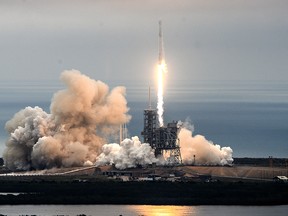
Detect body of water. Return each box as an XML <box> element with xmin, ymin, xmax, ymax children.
<box><xmin>0</xmin><ymin>204</ymin><xmax>287</xmax><ymax>216</ymax></box>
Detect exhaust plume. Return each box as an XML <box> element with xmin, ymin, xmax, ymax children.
<box><xmin>3</xmin><ymin>70</ymin><xmax>233</xmax><ymax>171</ymax></box>
<box><xmin>157</xmin><ymin>62</ymin><xmax>166</xmax><ymax>127</ymax></box>
<box><xmin>157</xmin><ymin>20</ymin><xmax>167</xmax><ymax>127</ymax></box>
<box><xmin>179</xmin><ymin>121</ymin><xmax>233</xmax><ymax>166</ymax></box>
<box><xmin>96</xmin><ymin>136</ymin><xmax>158</xmax><ymax>170</ymax></box>
<box><xmin>3</xmin><ymin>70</ymin><xmax>131</xmax><ymax>171</ymax></box>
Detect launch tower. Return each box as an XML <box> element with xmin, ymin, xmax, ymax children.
<box><xmin>142</xmin><ymin>108</ymin><xmax>157</xmax><ymax>148</ymax></box>
<box><xmin>141</xmin><ymin>87</ymin><xmax>182</xmax><ymax>164</ymax></box>
<box><xmin>141</xmin><ymin>107</ymin><xmax>182</xmax><ymax>164</ymax></box>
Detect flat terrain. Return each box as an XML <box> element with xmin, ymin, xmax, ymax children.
<box><xmin>1</xmin><ymin>164</ymin><xmax>288</xmax><ymax>181</ymax></box>
<box><xmin>179</xmin><ymin>165</ymin><xmax>288</xmax><ymax>181</ymax></box>
<box><xmin>0</xmin><ymin>165</ymin><xmax>287</xmax><ymax>205</ymax></box>
<box><xmin>0</xmin><ymin>179</ymin><xmax>287</xmax><ymax>205</ymax></box>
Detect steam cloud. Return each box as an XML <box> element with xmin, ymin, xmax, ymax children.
<box><xmin>179</xmin><ymin>121</ymin><xmax>233</xmax><ymax>166</ymax></box>
<box><xmin>96</xmin><ymin>121</ymin><xmax>233</xmax><ymax>169</ymax></box>
<box><xmin>3</xmin><ymin>70</ymin><xmax>131</xmax><ymax>171</ymax></box>
<box><xmin>96</xmin><ymin>136</ymin><xmax>157</xmax><ymax>170</ymax></box>
<box><xmin>3</xmin><ymin>70</ymin><xmax>233</xmax><ymax>171</ymax></box>
<box><xmin>94</xmin><ymin>121</ymin><xmax>233</xmax><ymax>169</ymax></box>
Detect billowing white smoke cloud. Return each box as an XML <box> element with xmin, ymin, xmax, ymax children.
<box><xmin>96</xmin><ymin>121</ymin><xmax>233</xmax><ymax>169</ymax></box>
<box><xmin>3</xmin><ymin>70</ymin><xmax>233</xmax><ymax>171</ymax></box>
<box><xmin>96</xmin><ymin>136</ymin><xmax>158</xmax><ymax>170</ymax></box>
<box><xmin>179</xmin><ymin>121</ymin><xmax>233</xmax><ymax>166</ymax></box>
<box><xmin>3</xmin><ymin>70</ymin><xmax>131</xmax><ymax>171</ymax></box>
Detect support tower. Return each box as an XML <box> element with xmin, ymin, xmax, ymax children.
<box><xmin>141</xmin><ymin>103</ymin><xmax>182</xmax><ymax>165</ymax></box>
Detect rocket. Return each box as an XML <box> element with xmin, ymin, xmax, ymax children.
<box><xmin>158</xmin><ymin>20</ymin><xmax>164</xmax><ymax>64</ymax></box>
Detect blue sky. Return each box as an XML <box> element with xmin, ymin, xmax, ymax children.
<box><xmin>0</xmin><ymin>0</ymin><xmax>287</xmax><ymax>84</ymax></box>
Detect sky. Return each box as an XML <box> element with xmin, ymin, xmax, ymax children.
<box><xmin>1</xmin><ymin>0</ymin><xmax>288</xmax><ymax>158</ymax></box>
<box><xmin>0</xmin><ymin>0</ymin><xmax>288</xmax><ymax>84</ymax></box>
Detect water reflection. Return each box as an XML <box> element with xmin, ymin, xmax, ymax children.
<box><xmin>0</xmin><ymin>205</ymin><xmax>287</xmax><ymax>216</ymax></box>
<box><xmin>128</xmin><ymin>205</ymin><xmax>197</xmax><ymax>216</ymax></box>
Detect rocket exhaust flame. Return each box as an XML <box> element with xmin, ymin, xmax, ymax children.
<box><xmin>157</xmin><ymin>61</ymin><xmax>166</xmax><ymax>127</ymax></box>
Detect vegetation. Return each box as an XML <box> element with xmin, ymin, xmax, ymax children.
<box><xmin>0</xmin><ymin>179</ymin><xmax>287</xmax><ymax>205</ymax></box>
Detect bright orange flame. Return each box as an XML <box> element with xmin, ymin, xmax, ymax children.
<box><xmin>157</xmin><ymin>60</ymin><xmax>167</xmax><ymax>127</ymax></box>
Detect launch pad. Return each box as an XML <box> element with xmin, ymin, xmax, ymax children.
<box><xmin>141</xmin><ymin>107</ymin><xmax>182</xmax><ymax>164</ymax></box>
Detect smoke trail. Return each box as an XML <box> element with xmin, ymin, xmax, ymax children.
<box><xmin>3</xmin><ymin>70</ymin><xmax>131</xmax><ymax>171</ymax></box>
<box><xmin>178</xmin><ymin>121</ymin><xmax>233</xmax><ymax>166</ymax></box>
<box><xmin>96</xmin><ymin>136</ymin><xmax>158</xmax><ymax>170</ymax></box>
